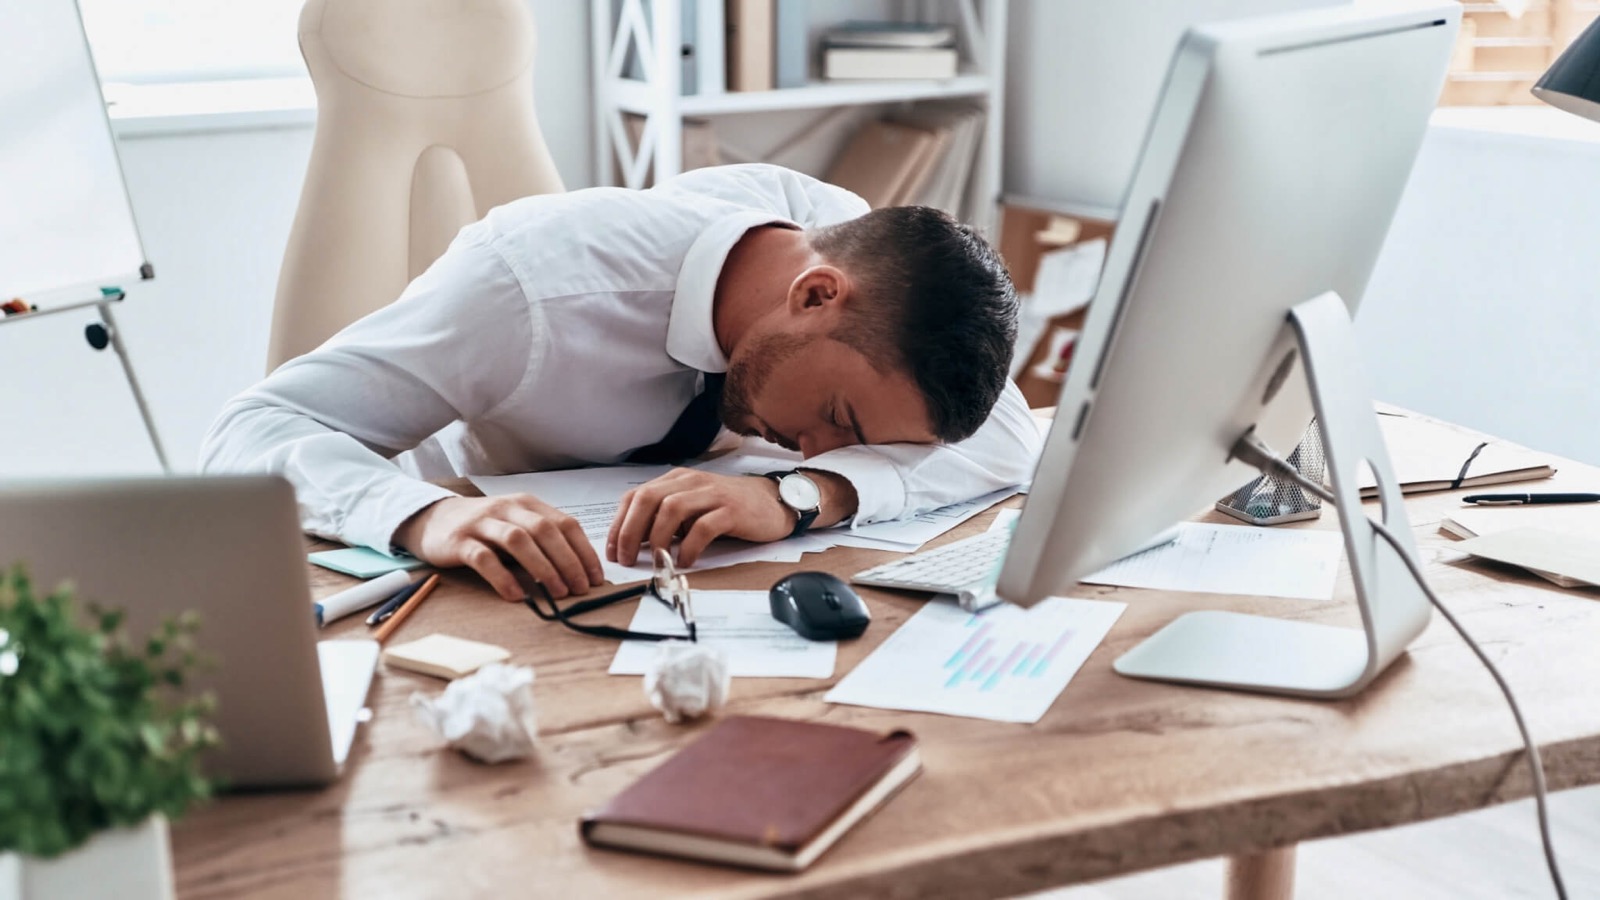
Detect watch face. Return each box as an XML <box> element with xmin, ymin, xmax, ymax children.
<box><xmin>778</xmin><ymin>473</ymin><xmax>821</xmax><ymax>511</ymax></box>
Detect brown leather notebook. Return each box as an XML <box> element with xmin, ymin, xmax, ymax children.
<box><xmin>580</xmin><ymin>715</ymin><xmax>921</xmax><ymax>871</ymax></box>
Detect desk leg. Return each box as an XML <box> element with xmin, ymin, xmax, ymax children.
<box><xmin>1226</xmin><ymin>845</ymin><xmax>1296</xmax><ymax>900</ymax></box>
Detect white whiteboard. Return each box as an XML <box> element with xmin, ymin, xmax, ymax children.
<box><xmin>0</xmin><ymin>0</ymin><xmax>147</xmax><ymax>303</ymax></box>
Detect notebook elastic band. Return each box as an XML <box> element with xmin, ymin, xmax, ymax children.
<box><xmin>1450</xmin><ymin>442</ymin><xmax>1489</xmax><ymax>490</ymax></box>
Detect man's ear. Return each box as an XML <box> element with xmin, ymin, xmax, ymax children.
<box><xmin>787</xmin><ymin>265</ymin><xmax>850</xmax><ymax>317</ymax></box>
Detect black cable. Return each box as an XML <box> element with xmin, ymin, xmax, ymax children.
<box><xmin>1233</xmin><ymin>433</ymin><xmax>1569</xmax><ymax>899</ymax></box>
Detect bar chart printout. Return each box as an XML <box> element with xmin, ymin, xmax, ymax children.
<box><xmin>825</xmin><ymin>597</ymin><xmax>1127</xmax><ymax>723</ymax></box>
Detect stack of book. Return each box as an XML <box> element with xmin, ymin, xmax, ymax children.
<box><xmin>822</xmin><ymin>21</ymin><xmax>960</xmax><ymax>81</ymax></box>
<box><xmin>822</xmin><ymin>101</ymin><xmax>986</xmax><ymax>216</ymax></box>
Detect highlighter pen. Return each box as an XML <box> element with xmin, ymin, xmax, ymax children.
<box><xmin>313</xmin><ymin>570</ymin><xmax>412</xmax><ymax>628</ymax></box>
<box><xmin>366</xmin><ymin>578</ymin><xmax>426</xmax><ymax>626</ymax></box>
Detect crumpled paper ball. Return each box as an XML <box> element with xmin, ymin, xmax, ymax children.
<box><xmin>644</xmin><ymin>640</ymin><xmax>730</xmax><ymax>724</ymax></box>
<box><xmin>411</xmin><ymin>663</ymin><xmax>538</xmax><ymax>763</ymax></box>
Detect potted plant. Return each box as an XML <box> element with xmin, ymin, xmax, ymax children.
<box><xmin>0</xmin><ymin>565</ymin><xmax>217</xmax><ymax>900</ymax></box>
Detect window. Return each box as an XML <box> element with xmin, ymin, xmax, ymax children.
<box><xmin>77</xmin><ymin>0</ymin><xmax>306</xmax><ymax>84</ymax></box>
<box><xmin>1442</xmin><ymin>0</ymin><xmax>1600</xmax><ymax>105</ymax></box>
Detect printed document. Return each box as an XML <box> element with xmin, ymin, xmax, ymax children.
<box><xmin>609</xmin><ymin>591</ymin><xmax>837</xmax><ymax>678</ymax></box>
<box><xmin>825</xmin><ymin>596</ymin><xmax>1125</xmax><ymax>723</ymax></box>
<box><xmin>470</xmin><ymin>466</ymin><xmax>827</xmax><ymax>584</ymax></box>
<box><xmin>1083</xmin><ymin>522</ymin><xmax>1343</xmax><ymax>600</ymax></box>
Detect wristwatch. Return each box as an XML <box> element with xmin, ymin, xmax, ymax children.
<box><xmin>761</xmin><ymin>470</ymin><xmax>822</xmax><ymax>537</ymax></box>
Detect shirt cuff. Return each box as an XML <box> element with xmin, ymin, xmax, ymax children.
<box><xmin>338</xmin><ymin>477</ymin><xmax>460</xmax><ymax>555</ymax></box>
<box><xmin>799</xmin><ymin>447</ymin><xmax>907</xmax><ymax>527</ymax></box>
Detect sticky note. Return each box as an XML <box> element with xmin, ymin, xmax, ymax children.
<box><xmin>383</xmin><ymin>634</ymin><xmax>512</xmax><ymax>680</ymax></box>
<box><xmin>309</xmin><ymin>547</ymin><xmax>427</xmax><ymax>578</ymax></box>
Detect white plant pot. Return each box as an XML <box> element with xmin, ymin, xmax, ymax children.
<box><xmin>0</xmin><ymin>814</ymin><xmax>174</xmax><ymax>900</ymax></box>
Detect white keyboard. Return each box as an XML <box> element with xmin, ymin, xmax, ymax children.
<box><xmin>852</xmin><ymin>524</ymin><xmax>1184</xmax><ymax>611</ymax></box>
<box><xmin>852</xmin><ymin>529</ymin><xmax>1012</xmax><ymax>611</ymax></box>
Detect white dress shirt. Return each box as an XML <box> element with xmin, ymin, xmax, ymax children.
<box><xmin>200</xmin><ymin>164</ymin><xmax>1043</xmax><ymax>552</ymax></box>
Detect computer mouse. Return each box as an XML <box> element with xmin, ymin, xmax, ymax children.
<box><xmin>769</xmin><ymin>571</ymin><xmax>871</xmax><ymax>641</ymax></box>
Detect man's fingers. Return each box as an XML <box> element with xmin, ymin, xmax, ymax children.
<box><xmin>458</xmin><ymin>538</ymin><xmax>524</xmax><ymax>602</ymax></box>
<box><xmin>505</xmin><ymin>509</ymin><xmax>592</xmax><ymax>596</ymax></box>
<box><xmin>648</xmin><ymin>492</ymin><xmax>716</xmax><ymax>560</ymax></box>
<box><xmin>677</xmin><ymin>509</ymin><xmax>733</xmax><ymax>567</ymax></box>
<box><xmin>607</xmin><ymin>489</ymin><xmax>635</xmax><ymax>562</ymax></box>
<box><xmin>480</xmin><ymin>520</ymin><xmax>568</xmax><ymax>599</ymax></box>
<box><xmin>613</xmin><ymin>487</ymin><xmax>666</xmax><ymax>567</ymax></box>
<box><xmin>559</xmin><ymin>516</ymin><xmax>604</xmax><ymax>582</ymax></box>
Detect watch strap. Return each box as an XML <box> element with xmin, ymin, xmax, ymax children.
<box><xmin>762</xmin><ymin>470</ymin><xmax>820</xmax><ymax>538</ymax></box>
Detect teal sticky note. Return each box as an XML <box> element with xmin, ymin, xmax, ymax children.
<box><xmin>308</xmin><ymin>547</ymin><xmax>427</xmax><ymax>578</ymax></box>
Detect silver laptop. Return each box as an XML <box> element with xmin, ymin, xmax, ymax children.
<box><xmin>0</xmin><ymin>476</ymin><xmax>378</xmax><ymax>788</ymax></box>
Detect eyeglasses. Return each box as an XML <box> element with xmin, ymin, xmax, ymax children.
<box><xmin>519</xmin><ymin>548</ymin><xmax>696</xmax><ymax>642</ymax></box>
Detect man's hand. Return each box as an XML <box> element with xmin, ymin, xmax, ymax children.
<box><xmin>608</xmin><ymin>469</ymin><xmax>794</xmax><ymax>568</ymax></box>
<box><xmin>394</xmin><ymin>495</ymin><xmax>602</xmax><ymax>602</ymax></box>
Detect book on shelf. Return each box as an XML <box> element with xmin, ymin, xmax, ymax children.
<box><xmin>775</xmin><ymin>0</ymin><xmax>808</xmax><ymax>88</ymax></box>
<box><xmin>621</xmin><ymin>0</ymin><xmax>724</xmax><ymax>96</ymax></box>
<box><xmin>888</xmin><ymin>101</ymin><xmax>985</xmax><ymax>215</ymax></box>
<box><xmin>823</xmin><ymin>120</ymin><xmax>942</xmax><ymax>209</ymax></box>
<box><xmin>823</xmin><ymin>20</ymin><xmax>957</xmax><ymax>49</ymax></box>
<box><xmin>726</xmin><ymin>0</ymin><xmax>775</xmax><ymax>92</ymax></box>
<box><xmin>824</xmin><ymin>46</ymin><xmax>959</xmax><ymax>80</ymax></box>
<box><xmin>580</xmin><ymin>715</ymin><xmax>922</xmax><ymax>871</ymax></box>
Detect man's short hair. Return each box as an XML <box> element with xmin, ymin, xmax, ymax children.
<box><xmin>810</xmin><ymin>206</ymin><xmax>1018</xmax><ymax>443</ymax></box>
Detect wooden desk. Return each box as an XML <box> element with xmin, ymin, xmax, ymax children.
<box><xmin>173</xmin><ymin>422</ymin><xmax>1600</xmax><ymax>900</ymax></box>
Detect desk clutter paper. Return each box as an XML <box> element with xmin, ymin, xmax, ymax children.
<box><xmin>610</xmin><ymin>591</ymin><xmax>837</xmax><ymax>678</ymax></box>
<box><xmin>473</xmin><ymin>456</ymin><xmax>1022</xmax><ymax>583</ymax></box>
<box><xmin>691</xmin><ymin>451</ymin><xmax>1023</xmax><ymax>552</ymax></box>
<box><xmin>1082</xmin><ymin>522</ymin><xmax>1343</xmax><ymax>601</ymax></box>
<box><xmin>1453</xmin><ymin>527</ymin><xmax>1600</xmax><ymax>589</ymax></box>
<box><xmin>1442</xmin><ymin>502</ymin><xmax>1600</xmax><ymax>588</ymax></box>
<box><xmin>825</xmin><ymin>597</ymin><xmax>1125</xmax><ymax>723</ymax></box>
<box><xmin>471</xmin><ymin>466</ymin><xmax>831</xmax><ymax>584</ymax></box>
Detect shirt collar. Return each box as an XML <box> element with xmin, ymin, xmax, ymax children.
<box><xmin>668</xmin><ymin>210</ymin><xmax>796</xmax><ymax>373</ymax></box>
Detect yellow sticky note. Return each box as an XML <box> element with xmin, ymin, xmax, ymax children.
<box><xmin>383</xmin><ymin>634</ymin><xmax>511</xmax><ymax>680</ymax></box>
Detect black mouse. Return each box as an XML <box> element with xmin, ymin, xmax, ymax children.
<box><xmin>769</xmin><ymin>571</ymin><xmax>871</xmax><ymax>641</ymax></box>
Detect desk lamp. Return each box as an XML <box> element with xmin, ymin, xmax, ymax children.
<box><xmin>1533</xmin><ymin>17</ymin><xmax>1600</xmax><ymax>123</ymax></box>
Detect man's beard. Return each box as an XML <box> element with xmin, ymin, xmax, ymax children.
<box><xmin>720</xmin><ymin>332</ymin><xmax>812</xmax><ymax>447</ymax></box>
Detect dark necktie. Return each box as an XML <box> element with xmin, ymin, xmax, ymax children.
<box><xmin>627</xmin><ymin>373</ymin><xmax>727</xmax><ymax>464</ymax></box>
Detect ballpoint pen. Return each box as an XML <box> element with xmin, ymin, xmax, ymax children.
<box><xmin>1461</xmin><ymin>492</ymin><xmax>1600</xmax><ymax>505</ymax></box>
<box><xmin>366</xmin><ymin>578</ymin><xmax>426</xmax><ymax>626</ymax></box>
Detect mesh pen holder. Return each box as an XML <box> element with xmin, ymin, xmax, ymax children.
<box><xmin>1216</xmin><ymin>421</ymin><xmax>1326</xmax><ymax>526</ymax></box>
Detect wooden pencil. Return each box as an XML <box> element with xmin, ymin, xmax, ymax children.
<box><xmin>374</xmin><ymin>573</ymin><xmax>441</xmax><ymax>644</ymax></box>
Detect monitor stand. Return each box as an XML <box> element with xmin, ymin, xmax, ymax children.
<box><xmin>1112</xmin><ymin>291</ymin><xmax>1431</xmax><ymax>699</ymax></box>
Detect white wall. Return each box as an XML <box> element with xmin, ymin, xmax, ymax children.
<box><xmin>1003</xmin><ymin>0</ymin><xmax>1340</xmax><ymax>210</ymax></box>
<box><xmin>1358</xmin><ymin>124</ymin><xmax>1600</xmax><ymax>465</ymax></box>
<box><xmin>0</xmin><ymin>0</ymin><xmax>593</xmax><ymax>478</ymax></box>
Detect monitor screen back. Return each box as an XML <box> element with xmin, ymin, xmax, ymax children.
<box><xmin>999</xmin><ymin>3</ymin><xmax>1458</xmax><ymax>606</ymax></box>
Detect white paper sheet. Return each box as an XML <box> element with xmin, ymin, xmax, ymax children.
<box><xmin>469</xmin><ymin>466</ymin><xmax>828</xmax><ymax>584</ymax></box>
<box><xmin>825</xmin><ymin>596</ymin><xmax>1125</xmax><ymax>723</ymax></box>
<box><xmin>1082</xmin><ymin>522</ymin><xmax>1343</xmax><ymax>600</ymax></box>
<box><xmin>609</xmin><ymin>591</ymin><xmax>837</xmax><ymax>678</ymax></box>
<box><xmin>830</xmin><ymin>487</ymin><xmax>1022</xmax><ymax>551</ymax></box>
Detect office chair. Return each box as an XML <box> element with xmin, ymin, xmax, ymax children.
<box><xmin>267</xmin><ymin>0</ymin><xmax>565</xmax><ymax>371</ymax></box>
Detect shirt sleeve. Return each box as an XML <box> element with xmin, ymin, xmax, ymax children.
<box><xmin>198</xmin><ymin>229</ymin><xmax>538</xmax><ymax>552</ymax></box>
<box><xmin>799</xmin><ymin>380</ymin><xmax>1044</xmax><ymax>525</ymax></box>
<box><xmin>658</xmin><ymin>163</ymin><xmax>870</xmax><ymax>227</ymax></box>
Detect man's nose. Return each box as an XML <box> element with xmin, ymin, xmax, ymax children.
<box><xmin>798</xmin><ymin>431</ymin><xmax>850</xmax><ymax>458</ymax></box>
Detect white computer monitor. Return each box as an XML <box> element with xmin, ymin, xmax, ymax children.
<box><xmin>995</xmin><ymin>2</ymin><xmax>1460</xmax><ymax>697</ymax></box>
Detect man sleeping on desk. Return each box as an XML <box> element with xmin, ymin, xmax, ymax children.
<box><xmin>200</xmin><ymin>164</ymin><xmax>1042</xmax><ymax>602</ymax></box>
